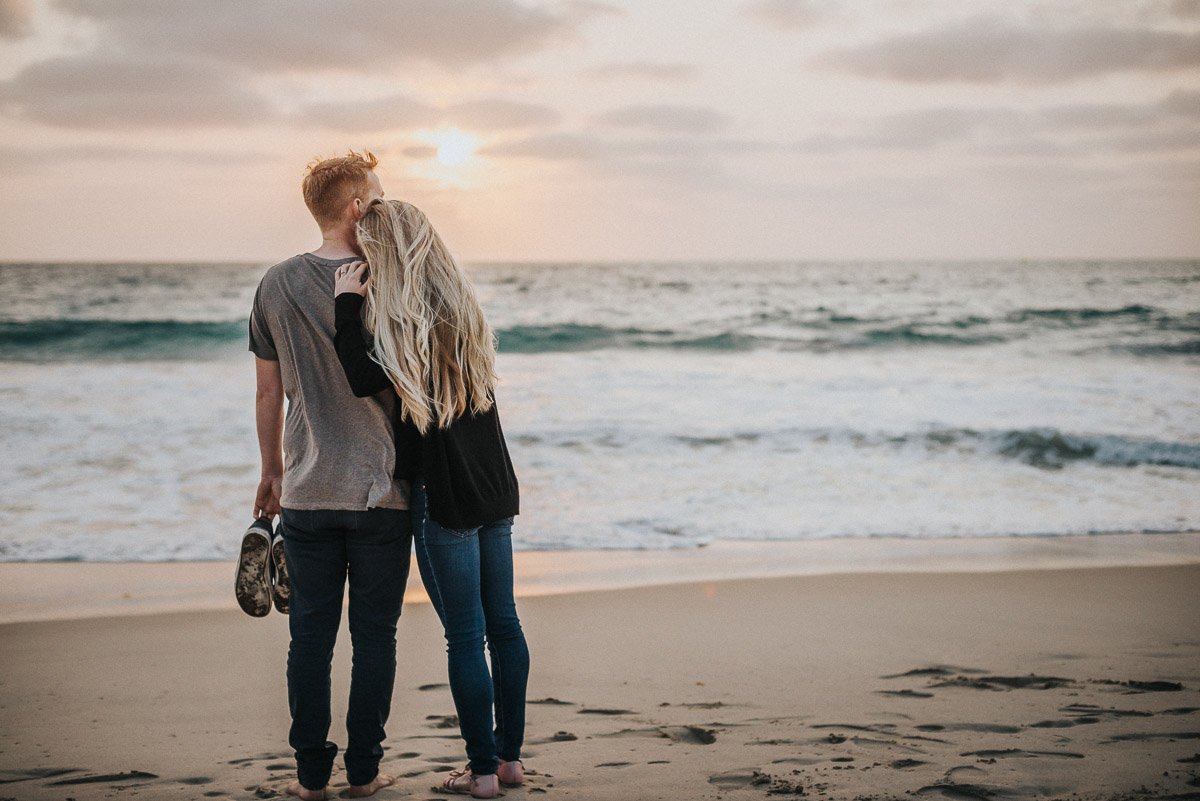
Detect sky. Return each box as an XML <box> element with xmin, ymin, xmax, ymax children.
<box><xmin>0</xmin><ymin>0</ymin><xmax>1197</xmax><ymax>262</ymax></box>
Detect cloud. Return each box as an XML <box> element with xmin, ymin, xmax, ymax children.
<box><xmin>483</xmin><ymin>89</ymin><xmax>1200</xmax><ymax>169</ymax></box>
<box><xmin>0</xmin><ymin>54</ymin><xmax>271</xmax><ymax>128</ymax></box>
<box><xmin>1160</xmin><ymin>87</ymin><xmax>1200</xmax><ymax>117</ymax></box>
<box><xmin>592</xmin><ymin>104</ymin><xmax>730</xmax><ymax>133</ymax></box>
<box><xmin>0</xmin><ymin>143</ymin><xmax>268</xmax><ymax>171</ymax></box>
<box><xmin>793</xmin><ymin>107</ymin><xmax>1026</xmax><ymax>152</ymax></box>
<box><xmin>481</xmin><ymin>133</ymin><xmax>611</xmax><ymax>161</ymax></box>
<box><xmin>820</xmin><ymin>16</ymin><xmax>1200</xmax><ymax>83</ymax></box>
<box><xmin>442</xmin><ymin>99</ymin><xmax>559</xmax><ymax>131</ymax></box>
<box><xmin>583</xmin><ymin>61</ymin><xmax>700</xmax><ymax>82</ymax></box>
<box><xmin>480</xmin><ymin>132</ymin><xmax>719</xmax><ymax>160</ymax></box>
<box><xmin>740</xmin><ymin>0</ymin><xmax>826</xmax><ymax>30</ymax></box>
<box><xmin>298</xmin><ymin>94</ymin><xmax>439</xmax><ymax>133</ymax></box>
<box><xmin>402</xmin><ymin>144</ymin><xmax>439</xmax><ymax>159</ymax></box>
<box><xmin>298</xmin><ymin>95</ymin><xmax>557</xmax><ymax>132</ymax></box>
<box><xmin>560</xmin><ymin>0</ymin><xmax>625</xmax><ymax>20</ymax></box>
<box><xmin>1170</xmin><ymin>0</ymin><xmax>1200</xmax><ymax>18</ymax></box>
<box><xmin>0</xmin><ymin>0</ymin><xmax>31</xmax><ymax>39</ymax></box>
<box><xmin>793</xmin><ymin>90</ymin><xmax>1200</xmax><ymax>154</ymax></box>
<box><xmin>2</xmin><ymin>0</ymin><xmax>588</xmax><ymax>129</ymax></box>
<box><xmin>55</xmin><ymin>0</ymin><xmax>584</xmax><ymax>71</ymax></box>
<box><xmin>477</xmin><ymin>131</ymin><xmax>741</xmax><ymax>192</ymax></box>
<box><xmin>1100</xmin><ymin>127</ymin><xmax>1200</xmax><ymax>152</ymax></box>
<box><xmin>1036</xmin><ymin>90</ymin><xmax>1200</xmax><ymax>130</ymax></box>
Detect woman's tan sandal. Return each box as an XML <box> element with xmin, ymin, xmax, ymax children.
<box><xmin>442</xmin><ymin>766</ymin><xmax>499</xmax><ymax>798</ymax></box>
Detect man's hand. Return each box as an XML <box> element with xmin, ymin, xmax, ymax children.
<box><xmin>254</xmin><ymin>474</ymin><xmax>282</xmax><ymax>520</ymax></box>
<box><xmin>334</xmin><ymin>260</ymin><xmax>369</xmax><ymax>297</ymax></box>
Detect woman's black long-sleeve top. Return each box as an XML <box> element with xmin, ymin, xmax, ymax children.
<box><xmin>333</xmin><ymin>293</ymin><xmax>519</xmax><ymax>530</ymax></box>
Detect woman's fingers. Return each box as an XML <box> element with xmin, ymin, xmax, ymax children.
<box><xmin>333</xmin><ymin>260</ymin><xmax>370</xmax><ymax>297</ymax></box>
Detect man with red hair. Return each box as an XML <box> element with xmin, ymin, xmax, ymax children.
<box><xmin>248</xmin><ymin>151</ymin><xmax>406</xmax><ymax>800</ymax></box>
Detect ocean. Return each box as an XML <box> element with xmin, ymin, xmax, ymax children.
<box><xmin>1</xmin><ymin>259</ymin><xmax>1197</xmax><ymax>561</ymax></box>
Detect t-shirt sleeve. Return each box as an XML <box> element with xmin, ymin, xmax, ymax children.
<box><xmin>248</xmin><ymin>282</ymin><xmax>278</xmax><ymax>361</ymax></box>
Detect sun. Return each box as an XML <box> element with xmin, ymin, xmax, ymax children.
<box><xmin>433</xmin><ymin>129</ymin><xmax>477</xmax><ymax>166</ymax></box>
<box><xmin>408</xmin><ymin>128</ymin><xmax>485</xmax><ymax>187</ymax></box>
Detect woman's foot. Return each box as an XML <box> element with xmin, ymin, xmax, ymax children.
<box><xmin>343</xmin><ymin>773</ymin><xmax>395</xmax><ymax>798</ymax></box>
<box><xmin>286</xmin><ymin>780</ymin><xmax>326</xmax><ymax>801</ymax></box>
<box><xmin>497</xmin><ymin>760</ymin><xmax>524</xmax><ymax>787</ymax></box>
<box><xmin>443</xmin><ymin>767</ymin><xmax>500</xmax><ymax>798</ymax></box>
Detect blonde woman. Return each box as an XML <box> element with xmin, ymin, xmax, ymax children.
<box><xmin>331</xmin><ymin>199</ymin><xmax>528</xmax><ymax>799</ymax></box>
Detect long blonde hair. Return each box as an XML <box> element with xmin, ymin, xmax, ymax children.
<box><xmin>357</xmin><ymin>199</ymin><xmax>497</xmax><ymax>432</ymax></box>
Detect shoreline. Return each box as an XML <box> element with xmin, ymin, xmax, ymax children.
<box><xmin>1</xmin><ymin>531</ymin><xmax>1197</xmax><ymax>625</ymax></box>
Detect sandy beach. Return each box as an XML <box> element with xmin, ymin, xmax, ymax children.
<box><xmin>2</xmin><ymin>536</ymin><xmax>1199</xmax><ymax>801</ymax></box>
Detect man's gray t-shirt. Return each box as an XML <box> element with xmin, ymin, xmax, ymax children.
<box><xmin>249</xmin><ymin>253</ymin><xmax>408</xmax><ymax>511</ymax></box>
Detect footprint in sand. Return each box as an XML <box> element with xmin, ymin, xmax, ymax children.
<box><xmin>916</xmin><ymin>723</ymin><xmax>1022</xmax><ymax>734</ymax></box>
<box><xmin>811</xmin><ymin>723</ymin><xmax>898</xmax><ymax>734</ymax></box>
<box><xmin>0</xmin><ymin>767</ymin><xmax>80</xmax><ymax>783</ymax></box>
<box><xmin>527</xmin><ymin>730</ymin><xmax>578</xmax><ymax>744</ymax></box>
<box><xmin>529</xmin><ymin>697</ymin><xmax>575</xmax><ymax>705</ymax></box>
<box><xmin>915</xmin><ymin>782</ymin><xmax>1003</xmax><ymax>800</ymax></box>
<box><xmin>47</xmin><ymin>771</ymin><xmax>159</xmax><ymax>786</ymax></box>
<box><xmin>1091</xmin><ymin>679</ymin><xmax>1186</xmax><ymax>693</ymax></box>
<box><xmin>599</xmin><ymin>726</ymin><xmax>717</xmax><ymax>745</ymax></box>
<box><xmin>929</xmin><ymin>674</ymin><xmax>1075</xmax><ymax>691</ymax></box>
<box><xmin>713</xmin><ymin>772</ymin><xmax>804</xmax><ymax>795</ymax></box>
<box><xmin>812</xmin><ymin>731</ymin><xmax>931</xmax><ymax>754</ymax></box>
<box><xmin>227</xmin><ymin>752</ymin><xmax>292</xmax><ymax>765</ymax></box>
<box><xmin>578</xmin><ymin>707</ymin><xmax>636</xmax><ymax>715</ymax></box>
<box><xmin>418</xmin><ymin>682</ymin><xmax>449</xmax><ymax>691</ymax></box>
<box><xmin>659</xmin><ymin>726</ymin><xmax>717</xmax><ymax>744</ymax></box>
<box><xmin>707</xmin><ymin>768</ymin><xmax>770</xmax><ymax>788</ymax></box>
<box><xmin>1101</xmin><ymin>731</ymin><xmax>1200</xmax><ymax>743</ymax></box>
<box><xmin>961</xmin><ymin>748</ymin><xmax>1084</xmax><ymax>759</ymax></box>
<box><xmin>881</xmin><ymin>666</ymin><xmax>988</xmax><ymax>679</ymax></box>
<box><xmin>1031</xmin><ymin>703</ymin><xmax>1162</xmax><ymax>728</ymax></box>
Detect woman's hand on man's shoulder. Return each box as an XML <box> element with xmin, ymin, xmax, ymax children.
<box><xmin>334</xmin><ymin>261</ymin><xmax>370</xmax><ymax>297</ymax></box>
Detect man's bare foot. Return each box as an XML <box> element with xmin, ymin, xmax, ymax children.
<box><xmin>342</xmin><ymin>773</ymin><xmax>395</xmax><ymax>798</ymax></box>
<box><xmin>286</xmin><ymin>779</ymin><xmax>327</xmax><ymax>800</ymax></box>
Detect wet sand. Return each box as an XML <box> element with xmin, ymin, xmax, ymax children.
<box><xmin>1</xmin><ymin>555</ymin><xmax>1199</xmax><ymax>800</ymax></box>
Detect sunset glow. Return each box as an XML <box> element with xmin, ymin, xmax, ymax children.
<box><xmin>0</xmin><ymin>0</ymin><xmax>1196</xmax><ymax>261</ymax></box>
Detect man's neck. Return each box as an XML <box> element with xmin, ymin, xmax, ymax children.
<box><xmin>310</xmin><ymin>229</ymin><xmax>357</xmax><ymax>261</ymax></box>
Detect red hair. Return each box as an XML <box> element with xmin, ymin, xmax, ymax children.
<box><xmin>301</xmin><ymin>150</ymin><xmax>379</xmax><ymax>228</ymax></box>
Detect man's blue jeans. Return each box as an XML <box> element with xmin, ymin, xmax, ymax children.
<box><xmin>280</xmin><ymin>506</ymin><xmax>412</xmax><ymax>791</ymax></box>
<box><xmin>411</xmin><ymin>483</ymin><xmax>530</xmax><ymax>776</ymax></box>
